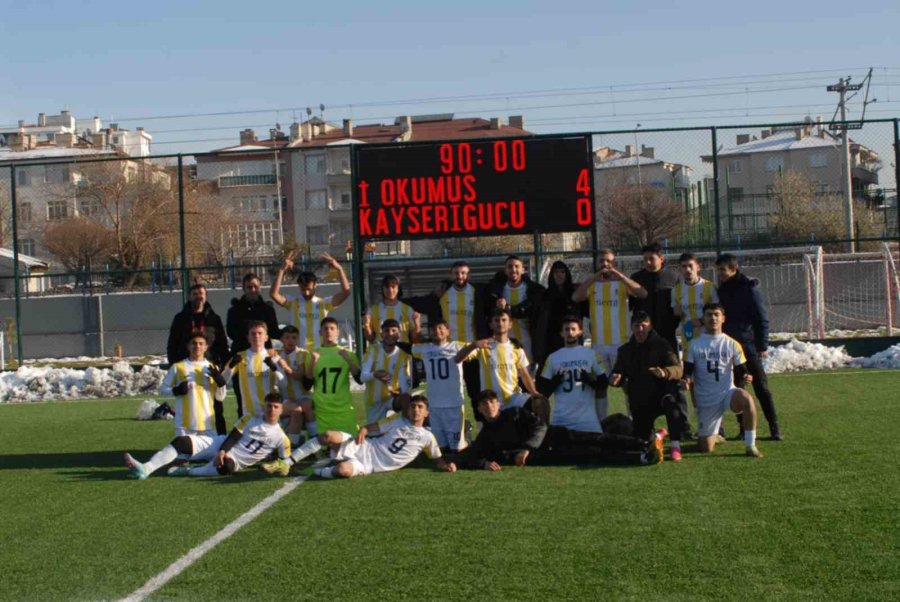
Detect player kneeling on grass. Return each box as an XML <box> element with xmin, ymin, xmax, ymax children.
<box><xmin>680</xmin><ymin>303</ymin><xmax>763</xmax><ymax>458</ymax></box>
<box><xmin>124</xmin><ymin>332</ymin><xmax>228</xmax><ymax>480</ymax></box>
<box><xmin>276</xmin><ymin>325</ymin><xmax>315</xmax><ymax>446</ymax></box>
<box><xmin>260</xmin><ymin>394</ymin><xmax>456</xmax><ymax>478</ymax></box>
<box><xmin>168</xmin><ymin>393</ymin><xmax>291</xmax><ymax>477</ymax></box>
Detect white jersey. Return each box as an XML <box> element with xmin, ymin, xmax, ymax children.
<box><xmin>540</xmin><ymin>346</ymin><xmax>607</xmax><ymax>433</ymax></box>
<box><xmin>277</xmin><ymin>348</ymin><xmax>312</xmax><ymax>401</ymax></box>
<box><xmin>161</xmin><ymin>359</ymin><xmax>223</xmax><ymax>434</ymax></box>
<box><xmin>503</xmin><ymin>282</ymin><xmax>532</xmax><ymax>359</ymax></box>
<box><xmin>233</xmin><ymin>349</ymin><xmax>284</xmax><ymax>417</ymax></box>
<box><xmin>671</xmin><ymin>278</ymin><xmax>718</xmax><ymax>357</ymax></box>
<box><xmin>412</xmin><ymin>341</ymin><xmax>467</xmax><ymax>408</ymax></box>
<box><xmin>440</xmin><ymin>284</ymin><xmax>477</xmax><ymax>342</ymax></box>
<box><xmin>587</xmin><ymin>280</ymin><xmax>631</xmax><ymax>347</ymax></box>
<box><xmin>285</xmin><ymin>294</ymin><xmax>334</xmax><ymax>349</ymax></box>
<box><xmin>465</xmin><ymin>340</ymin><xmax>529</xmax><ymax>404</ymax></box>
<box><xmin>228</xmin><ymin>415</ymin><xmax>291</xmax><ymax>471</ymax></box>
<box><xmin>361</xmin><ymin>417</ymin><xmax>442</xmax><ymax>474</ymax></box>
<box><xmin>686</xmin><ymin>332</ymin><xmax>746</xmax><ymax>406</ymax></box>
<box><xmin>361</xmin><ymin>344</ymin><xmax>412</xmax><ymax>423</ymax></box>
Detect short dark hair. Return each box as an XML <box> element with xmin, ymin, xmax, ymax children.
<box><xmin>631</xmin><ymin>310</ymin><xmax>652</xmax><ymax>324</ymax></box>
<box><xmin>297</xmin><ymin>271</ymin><xmax>318</xmax><ymax>286</ymax></box>
<box><xmin>561</xmin><ymin>315</ymin><xmax>582</xmax><ymax>328</ymax></box>
<box><xmin>381</xmin><ymin>318</ymin><xmax>401</xmax><ymax>331</ymax></box>
<box><xmin>491</xmin><ymin>308</ymin><xmax>512</xmax><ymax>320</ymax></box>
<box><xmin>320</xmin><ymin>316</ymin><xmax>339</xmax><ymax>328</ymax></box>
<box><xmin>189</xmin><ymin>283</ymin><xmax>206</xmax><ymax>293</ymax></box>
<box><xmin>505</xmin><ymin>255</ymin><xmax>523</xmax><ymax>264</ymax></box>
<box><xmin>247</xmin><ymin>320</ymin><xmax>268</xmax><ymax>334</ymax></box>
<box><xmin>715</xmin><ymin>253</ymin><xmax>739</xmax><ymax>269</ymax></box>
<box><xmin>281</xmin><ymin>325</ymin><xmax>299</xmax><ymax>336</ymax></box>
<box><xmin>640</xmin><ymin>242</ymin><xmax>663</xmax><ymax>255</ymax></box>
<box><xmin>451</xmin><ymin>260</ymin><xmax>469</xmax><ymax>269</ymax></box>
<box><xmin>475</xmin><ymin>389</ymin><xmax>500</xmax><ymax>405</ymax></box>
<box><xmin>430</xmin><ymin>319</ymin><xmax>449</xmax><ymax>329</ymax></box>
<box><xmin>702</xmin><ymin>302</ymin><xmax>726</xmax><ymax>315</ymax></box>
<box><xmin>264</xmin><ymin>392</ymin><xmax>283</xmax><ymax>404</ymax></box>
<box><xmin>188</xmin><ymin>331</ymin><xmax>208</xmax><ymax>344</ymax></box>
<box><xmin>381</xmin><ymin>274</ymin><xmax>400</xmax><ymax>288</ymax></box>
<box><xmin>598</xmin><ymin>247</ymin><xmax>616</xmax><ymax>258</ymax></box>
<box><xmin>679</xmin><ymin>252</ymin><xmax>699</xmax><ymax>264</ymax></box>
<box><xmin>242</xmin><ymin>273</ymin><xmax>261</xmax><ymax>286</ymax></box>
<box><xmin>409</xmin><ymin>393</ymin><xmax>429</xmax><ymax>408</ymax></box>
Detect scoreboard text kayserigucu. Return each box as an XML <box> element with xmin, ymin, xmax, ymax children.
<box><xmin>353</xmin><ymin>135</ymin><xmax>594</xmax><ymax>240</ymax></box>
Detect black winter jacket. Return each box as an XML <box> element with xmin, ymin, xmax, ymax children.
<box><xmin>716</xmin><ymin>272</ymin><xmax>769</xmax><ymax>352</ymax></box>
<box><xmin>460</xmin><ymin>406</ymin><xmax>548</xmax><ymax>469</ymax></box>
<box><xmin>166</xmin><ymin>301</ymin><xmax>229</xmax><ymax>366</ymax></box>
<box><xmin>225</xmin><ymin>296</ymin><xmax>280</xmax><ymax>354</ymax></box>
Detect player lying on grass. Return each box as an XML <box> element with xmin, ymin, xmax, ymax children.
<box><xmin>260</xmin><ymin>394</ymin><xmax>456</xmax><ymax>478</ymax></box>
<box><xmin>680</xmin><ymin>303</ymin><xmax>763</xmax><ymax>458</ymax></box>
<box><xmin>124</xmin><ymin>332</ymin><xmax>228</xmax><ymax>480</ymax></box>
<box><xmin>459</xmin><ymin>389</ymin><xmax>663</xmax><ymax>471</ymax></box>
<box><xmin>168</xmin><ymin>393</ymin><xmax>291</xmax><ymax>477</ymax></box>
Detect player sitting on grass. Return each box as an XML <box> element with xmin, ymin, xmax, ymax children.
<box><xmin>681</xmin><ymin>303</ymin><xmax>763</xmax><ymax>458</ymax></box>
<box><xmin>361</xmin><ymin>319</ymin><xmax>412</xmax><ymax>423</ymax></box>
<box><xmin>221</xmin><ymin>321</ymin><xmax>286</xmax><ymax>418</ymax></box>
<box><xmin>124</xmin><ymin>332</ymin><xmax>228</xmax><ymax>480</ymax></box>
<box><xmin>276</xmin><ymin>325</ymin><xmax>314</xmax><ymax>446</ymax></box>
<box><xmin>261</xmin><ymin>394</ymin><xmax>456</xmax><ymax>478</ymax></box>
<box><xmin>412</xmin><ymin>320</ymin><xmax>469</xmax><ymax>453</ymax></box>
<box><xmin>170</xmin><ymin>393</ymin><xmax>291</xmax><ymax>477</ymax></box>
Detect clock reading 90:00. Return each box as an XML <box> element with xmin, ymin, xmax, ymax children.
<box><xmin>353</xmin><ymin>134</ymin><xmax>594</xmax><ymax>241</ymax></box>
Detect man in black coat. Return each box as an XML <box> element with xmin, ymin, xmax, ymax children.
<box><xmin>166</xmin><ymin>284</ymin><xmax>229</xmax><ymax>367</ymax></box>
<box><xmin>225</xmin><ymin>273</ymin><xmax>281</xmax><ymax>417</ymax></box>
<box><xmin>459</xmin><ymin>389</ymin><xmax>548</xmax><ymax>470</ymax></box>
<box><xmin>714</xmin><ymin>254</ymin><xmax>782</xmax><ymax>440</ymax></box>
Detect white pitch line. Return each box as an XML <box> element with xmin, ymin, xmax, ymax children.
<box><xmin>120</xmin><ymin>476</ymin><xmax>307</xmax><ymax>602</ymax></box>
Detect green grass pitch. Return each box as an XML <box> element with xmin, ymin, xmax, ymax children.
<box><xmin>1</xmin><ymin>371</ymin><xmax>898</xmax><ymax>601</ymax></box>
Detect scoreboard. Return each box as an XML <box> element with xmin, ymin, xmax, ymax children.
<box><xmin>353</xmin><ymin>135</ymin><xmax>594</xmax><ymax>241</ymax></box>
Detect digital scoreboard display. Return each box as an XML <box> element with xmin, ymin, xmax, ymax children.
<box><xmin>353</xmin><ymin>135</ymin><xmax>594</xmax><ymax>241</ymax></box>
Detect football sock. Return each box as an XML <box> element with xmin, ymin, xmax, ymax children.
<box><xmin>288</xmin><ymin>438</ymin><xmax>322</xmax><ymax>465</ymax></box>
<box><xmin>314</xmin><ymin>466</ymin><xmax>336</xmax><ymax>479</ymax></box>
<box><xmin>188</xmin><ymin>462</ymin><xmax>220</xmax><ymax>477</ymax></box>
<box><xmin>744</xmin><ymin>430</ymin><xmax>757</xmax><ymax>448</ymax></box>
<box><xmin>671</xmin><ymin>440</ymin><xmax>681</xmax><ymax>450</ymax></box>
<box><xmin>143</xmin><ymin>445</ymin><xmax>178</xmax><ymax>475</ymax></box>
<box><xmin>306</xmin><ymin>420</ymin><xmax>318</xmax><ymax>437</ymax></box>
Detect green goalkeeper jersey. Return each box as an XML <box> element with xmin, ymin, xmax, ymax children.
<box><xmin>311</xmin><ymin>345</ymin><xmax>358</xmax><ymax>434</ymax></box>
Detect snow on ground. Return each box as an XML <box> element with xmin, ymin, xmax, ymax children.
<box><xmin>763</xmin><ymin>340</ymin><xmax>854</xmax><ymax>373</ymax></box>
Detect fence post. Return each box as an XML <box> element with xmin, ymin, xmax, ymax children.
<box><xmin>894</xmin><ymin>119</ymin><xmax>900</xmax><ymax>247</ymax></box>
<box><xmin>177</xmin><ymin>154</ymin><xmax>188</xmax><ymax>304</ymax></box>
<box><xmin>711</xmin><ymin>127</ymin><xmax>722</xmax><ymax>254</ymax></box>
<box><xmin>8</xmin><ymin>165</ymin><xmax>24</xmax><ymax>365</ymax></box>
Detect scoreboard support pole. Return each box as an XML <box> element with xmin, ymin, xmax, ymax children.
<box><xmin>532</xmin><ymin>231</ymin><xmax>544</xmax><ymax>282</ymax></box>
<box><xmin>350</xmin><ymin>144</ymin><xmax>366</xmax><ymax>360</ymax></box>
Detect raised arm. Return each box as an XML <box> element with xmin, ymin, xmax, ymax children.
<box><xmin>608</xmin><ymin>267</ymin><xmax>647</xmax><ymax>299</ymax></box>
<box><xmin>455</xmin><ymin>339</ymin><xmax>489</xmax><ymax>363</ymax></box>
<box><xmin>270</xmin><ymin>252</ymin><xmax>294</xmax><ymax>307</ymax></box>
<box><xmin>322</xmin><ymin>253</ymin><xmax>351</xmax><ymax>307</ymax></box>
<box><xmin>572</xmin><ymin>276</ymin><xmax>595</xmax><ymax>303</ymax></box>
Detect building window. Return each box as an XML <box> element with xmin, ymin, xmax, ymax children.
<box><xmin>764</xmin><ymin>156</ymin><xmax>783</xmax><ymax>172</ymax></box>
<box><xmin>809</xmin><ymin>152</ymin><xmax>828</xmax><ymax>168</ymax></box>
<box><xmin>17</xmin><ymin>202</ymin><xmax>32</xmax><ymax>224</ymax></box>
<box><xmin>727</xmin><ymin>187</ymin><xmax>744</xmax><ymax>202</ymax></box>
<box><xmin>18</xmin><ymin>238</ymin><xmax>35</xmax><ymax>256</ymax></box>
<box><xmin>231</xmin><ymin>222</ymin><xmax>278</xmax><ymax>250</ymax></box>
<box><xmin>727</xmin><ymin>159</ymin><xmax>742</xmax><ymax>174</ymax></box>
<box><xmin>79</xmin><ymin>198</ymin><xmax>103</xmax><ymax>217</ymax></box>
<box><xmin>47</xmin><ymin>200</ymin><xmax>68</xmax><ymax>221</ymax></box>
<box><xmin>219</xmin><ymin>174</ymin><xmax>276</xmax><ymax>187</ymax></box>
<box><xmin>238</xmin><ymin>196</ymin><xmax>271</xmax><ymax>213</ymax></box>
<box><xmin>16</xmin><ymin>169</ymin><xmax>30</xmax><ymax>187</ymax></box>
<box><xmin>336</xmin><ymin>191</ymin><xmax>352</xmax><ymax>209</ymax></box>
<box><xmin>333</xmin><ymin>222</ymin><xmax>352</xmax><ymax>246</ymax></box>
<box><xmin>306</xmin><ymin>190</ymin><xmax>327</xmax><ymax>209</ymax></box>
<box><xmin>816</xmin><ymin>183</ymin><xmax>830</xmax><ymax>194</ymax></box>
<box><xmin>45</xmin><ymin>165</ymin><xmax>70</xmax><ymax>184</ymax></box>
<box><xmin>341</xmin><ymin>158</ymin><xmax>351</xmax><ymax>173</ymax></box>
<box><xmin>308</xmin><ymin>226</ymin><xmax>329</xmax><ymax>245</ymax></box>
<box><xmin>305</xmin><ymin>155</ymin><xmax>326</xmax><ymax>174</ymax></box>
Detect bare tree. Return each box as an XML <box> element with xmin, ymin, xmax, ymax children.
<box><xmin>598</xmin><ymin>183</ymin><xmax>686</xmax><ymax>248</ymax></box>
<box><xmin>41</xmin><ymin>217</ymin><xmax>113</xmax><ymax>277</ymax></box>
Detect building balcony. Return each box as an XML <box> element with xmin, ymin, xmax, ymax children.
<box><xmin>218</xmin><ymin>174</ymin><xmax>276</xmax><ymax>187</ymax></box>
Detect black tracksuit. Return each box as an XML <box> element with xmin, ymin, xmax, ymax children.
<box><xmin>460</xmin><ymin>406</ymin><xmax>547</xmax><ymax>469</ymax></box>
<box><xmin>166</xmin><ymin>302</ymin><xmax>229</xmax><ymax>367</ymax></box>
<box><xmin>716</xmin><ymin>271</ymin><xmax>780</xmax><ymax>434</ymax></box>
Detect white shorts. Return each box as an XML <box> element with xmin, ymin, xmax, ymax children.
<box><xmin>429</xmin><ymin>406</ymin><xmax>466</xmax><ymax>450</ymax></box>
<box><xmin>333</xmin><ymin>438</ymin><xmax>372</xmax><ymax>477</ymax></box>
<box><xmin>186</xmin><ymin>433</ymin><xmax>226</xmax><ymax>462</ymax></box>
<box><xmin>504</xmin><ymin>393</ymin><xmax>531</xmax><ymax>409</ymax></box>
<box><xmin>592</xmin><ymin>343</ymin><xmax>621</xmax><ymax>375</ymax></box>
<box><xmin>696</xmin><ymin>388</ymin><xmax>738</xmax><ymax>437</ymax></box>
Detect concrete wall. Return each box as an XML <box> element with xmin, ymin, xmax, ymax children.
<box><xmin>0</xmin><ymin>283</ymin><xmax>356</xmax><ymax>359</ymax></box>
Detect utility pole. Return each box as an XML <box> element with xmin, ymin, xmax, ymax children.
<box><xmin>827</xmin><ymin>76</ymin><xmax>864</xmax><ymax>253</ymax></box>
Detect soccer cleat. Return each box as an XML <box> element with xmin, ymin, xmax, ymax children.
<box><xmin>645</xmin><ymin>435</ymin><xmax>664</xmax><ymax>465</ymax></box>
<box><xmin>670</xmin><ymin>447</ymin><xmax>683</xmax><ymax>462</ymax></box>
<box><xmin>167</xmin><ymin>465</ymin><xmax>189</xmax><ymax>476</ymax></box>
<box><xmin>745</xmin><ymin>446</ymin><xmax>764</xmax><ymax>458</ymax></box>
<box><xmin>654</xmin><ymin>428</ymin><xmax>668</xmax><ymax>442</ymax></box>
<box><xmin>259</xmin><ymin>459</ymin><xmax>291</xmax><ymax>477</ymax></box>
<box><xmin>123</xmin><ymin>453</ymin><xmax>148</xmax><ymax>480</ymax></box>
<box><xmin>714</xmin><ymin>434</ymin><xmax>727</xmax><ymax>444</ymax></box>
<box><xmin>770</xmin><ymin>426</ymin><xmax>784</xmax><ymax>441</ymax></box>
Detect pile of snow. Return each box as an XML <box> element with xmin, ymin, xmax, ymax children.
<box><xmin>763</xmin><ymin>339</ymin><xmax>854</xmax><ymax>373</ymax></box>
<box><xmin>0</xmin><ymin>361</ymin><xmax>165</xmax><ymax>403</ymax></box>
<box><xmin>851</xmin><ymin>344</ymin><xmax>900</xmax><ymax>369</ymax></box>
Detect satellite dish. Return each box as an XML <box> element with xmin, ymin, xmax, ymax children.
<box><xmin>319</xmin><ymin>103</ymin><xmax>325</xmax><ymax>112</ymax></box>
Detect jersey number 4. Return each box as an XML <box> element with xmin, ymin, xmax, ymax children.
<box><xmin>317</xmin><ymin>367</ymin><xmax>343</xmax><ymax>393</ymax></box>
<box><xmin>706</xmin><ymin>360</ymin><xmax>720</xmax><ymax>382</ymax></box>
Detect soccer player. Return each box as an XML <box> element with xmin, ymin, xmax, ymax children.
<box><xmin>572</xmin><ymin>248</ymin><xmax>647</xmax><ymax>417</ymax></box>
<box><xmin>262</xmin><ymin>394</ymin><xmax>456</xmax><ymax>478</ymax></box>
<box><xmin>455</xmin><ymin>308</ymin><xmax>544</xmax><ymax>417</ymax></box>
<box><xmin>364</xmin><ymin>274</ymin><xmax>420</xmax><ymax>343</ymax></box>
<box><xmin>672</xmin><ymin>253</ymin><xmax>718</xmax><ymax>361</ymax></box>
<box><xmin>277</xmin><ymin>325</ymin><xmax>314</xmax><ymax>446</ymax></box>
<box><xmin>124</xmin><ymin>333</ymin><xmax>228</xmax><ymax>479</ymax></box>
<box><xmin>459</xmin><ymin>390</ymin><xmax>547</xmax><ymax>471</ymax></box>
<box><xmin>171</xmin><ymin>393</ymin><xmax>291</xmax><ymax>477</ymax></box>
<box><xmin>715</xmin><ymin>253</ymin><xmax>782</xmax><ymax>440</ymax></box>
<box><xmin>306</xmin><ymin>317</ymin><xmax>361</xmax><ymax>437</ymax></box>
<box><xmin>440</xmin><ymin>260</ymin><xmax>484</xmax><ymax>342</ymax></box>
<box><xmin>488</xmin><ymin>255</ymin><xmax>547</xmax><ymax>365</ymax></box>
<box><xmin>610</xmin><ymin>311</ymin><xmax>685</xmax><ymax>461</ymax></box>
<box><xmin>270</xmin><ymin>251</ymin><xmax>351</xmax><ymax>349</ymax></box>
<box><xmin>537</xmin><ymin>316</ymin><xmax>608</xmax><ymax>433</ymax></box>
<box><xmin>412</xmin><ymin>320</ymin><xmax>469</xmax><ymax>452</ymax></box>
<box><xmin>361</xmin><ymin>319</ymin><xmax>412</xmax><ymax>423</ymax></box>
<box><xmin>681</xmin><ymin>303</ymin><xmax>763</xmax><ymax>457</ymax></box>
<box><xmin>222</xmin><ymin>321</ymin><xmax>285</xmax><ymax>418</ymax></box>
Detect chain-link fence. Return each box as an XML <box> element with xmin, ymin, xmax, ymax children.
<box><xmin>1</xmin><ymin>117</ymin><xmax>898</xmax><ymax>361</ymax></box>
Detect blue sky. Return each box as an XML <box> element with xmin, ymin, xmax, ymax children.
<box><xmin>2</xmin><ymin>0</ymin><xmax>899</xmax><ymax>173</ymax></box>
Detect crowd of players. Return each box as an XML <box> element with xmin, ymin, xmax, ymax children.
<box><xmin>124</xmin><ymin>243</ymin><xmax>782</xmax><ymax>481</ymax></box>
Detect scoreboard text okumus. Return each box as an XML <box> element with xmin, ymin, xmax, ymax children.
<box><xmin>354</xmin><ymin>135</ymin><xmax>594</xmax><ymax>241</ymax></box>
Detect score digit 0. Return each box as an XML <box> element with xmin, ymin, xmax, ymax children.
<box><xmin>493</xmin><ymin>140</ymin><xmax>526</xmax><ymax>172</ymax></box>
<box><xmin>575</xmin><ymin>168</ymin><xmax>592</xmax><ymax>226</ymax></box>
